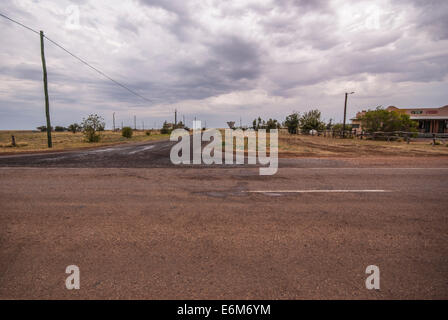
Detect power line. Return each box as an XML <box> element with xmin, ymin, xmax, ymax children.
<box><xmin>43</xmin><ymin>36</ymin><xmax>154</xmax><ymax>103</ymax></box>
<box><xmin>0</xmin><ymin>12</ymin><xmax>154</xmax><ymax>104</ymax></box>
<box><xmin>0</xmin><ymin>12</ymin><xmax>39</xmax><ymax>35</ymax></box>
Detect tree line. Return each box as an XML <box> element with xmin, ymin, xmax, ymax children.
<box><xmin>247</xmin><ymin>107</ymin><xmax>417</xmax><ymax>134</ymax></box>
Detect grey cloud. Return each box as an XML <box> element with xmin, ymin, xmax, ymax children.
<box><xmin>1</xmin><ymin>0</ymin><xmax>448</xmax><ymax>129</ymax></box>
<box><xmin>116</xmin><ymin>16</ymin><xmax>139</xmax><ymax>35</ymax></box>
<box><xmin>137</xmin><ymin>0</ymin><xmax>196</xmax><ymax>41</ymax></box>
<box><xmin>397</xmin><ymin>0</ymin><xmax>448</xmax><ymax>40</ymax></box>
<box><xmin>209</xmin><ymin>36</ymin><xmax>261</xmax><ymax>81</ymax></box>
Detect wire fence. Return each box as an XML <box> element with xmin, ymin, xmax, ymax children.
<box><xmin>290</xmin><ymin>129</ymin><xmax>448</xmax><ymax>144</ymax></box>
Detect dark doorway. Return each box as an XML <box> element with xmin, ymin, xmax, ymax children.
<box><xmin>438</xmin><ymin>120</ymin><xmax>446</xmax><ymax>133</ymax></box>
<box><xmin>419</xmin><ymin>120</ymin><xmax>431</xmax><ymax>133</ymax></box>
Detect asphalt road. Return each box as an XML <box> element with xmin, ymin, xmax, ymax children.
<box><xmin>0</xmin><ymin>139</ymin><xmax>447</xmax><ymax>299</ymax></box>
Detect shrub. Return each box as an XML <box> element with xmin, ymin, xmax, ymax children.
<box><xmin>160</xmin><ymin>121</ymin><xmax>172</xmax><ymax>134</ymax></box>
<box><xmin>37</xmin><ymin>125</ymin><xmax>53</xmax><ymax>132</ymax></box>
<box><xmin>55</xmin><ymin>126</ymin><xmax>66</xmax><ymax>132</ymax></box>
<box><xmin>145</xmin><ymin>130</ymin><xmax>151</xmax><ymax>136</ymax></box>
<box><xmin>68</xmin><ymin>123</ymin><xmax>81</xmax><ymax>133</ymax></box>
<box><xmin>359</xmin><ymin>107</ymin><xmax>418</xmax><ymax>133</ymax></box>
<box><xmin>122</xmin><ymin>127</ymin><xmax>133</xmax><ymax>138</ymax></box>
<box><xmin>299</xmin><ymin>109</ymin><xmax>326</xmax><ymax>133</ymax></box>
<box><xmin>285</xmin><ymin>112</ymin><xmax>300</xmax><ymax>134</ymax></box>
<box><xmin>81</xmin><ymin>114</ymin><xmax>105</xmax><ymax>143</ymax></box>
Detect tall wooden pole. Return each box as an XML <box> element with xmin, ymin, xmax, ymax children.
<box><xmin>40</xmin><ymin>31</ymin><xmax>52</xmax><ymax>148</ymax></box>
<box><xmin>342</xmin><ymin>92</ymin><xmax>348</xmax><ymax>138</ymax></box>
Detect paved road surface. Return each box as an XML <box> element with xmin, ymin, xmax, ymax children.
<box><xmin>0</xmin><ymin>139</ymin><xmax>447</xmax><ymax>299</ymax></box>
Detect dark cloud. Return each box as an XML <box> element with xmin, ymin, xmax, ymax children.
<box><xmin>0</xmin><ymin>0</ymin><xmax>447</xmax><ymax>129</ymax></box>
<box><xmin>396</xmin><ymin>0</ymin><xmax>448</xmax><ymax>40</ymax></box>
<box><xmin>116</xmin><ymin>16</ymin><xmax>139</xmax><ymax>35</ymax></box>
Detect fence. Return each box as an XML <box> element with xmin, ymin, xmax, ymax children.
<box><xmin>292</xmin><ymin>129</ymin><xmax>448</xmax><ymax>144</ymax></box>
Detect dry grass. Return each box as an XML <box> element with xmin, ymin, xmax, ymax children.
<box><xmin>217</xmin><ymin>130</ymin><xmax>448</xmax><ymax>157</ymax></box>
<box><xmin>278</xmin><ymin>133</ymin><xmax>448</xmax><ymax>157</ymax></box>
<box><xmin>5</xmin><ymin>129</ymin><xmax>446</xmax><ymax>157</ymax></box>
<box><xmin>0</xmin><ymin>130</ymin><xmax>170</xmax><ymax>154</ymax></box>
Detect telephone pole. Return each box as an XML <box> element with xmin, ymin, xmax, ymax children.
<box><xmin>342</xmin><ymin>92</ymin><xmax>355</xmax><ymax>138</ymax></box>
<box><xmin>175</xmin><ymin>109</ymin><xmax>177</xmax><ymax>126</ymax></box>
<box><xmin>134</xmin><ymin>115</ymin><xmax>137</xmax><ymax>130</ymax></box>
<box><xmin>113</xmin><ymin>112</ymin><xmax>115</xmax><ymax>131</ymax></box>
<box><xmin>142</xmin><ymin>120</ymin><xmax>144</xmax><ymax>131</ymax></box>
<box><xmin>40</xmin><ymin>31</ymin><xmax>52</xmax><ymax>148</ymax></box>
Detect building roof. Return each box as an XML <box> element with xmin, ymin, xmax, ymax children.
<box><xmin>410</xmin><ymin>116</ymin><xmax>448</xmax><ymax>120</ymax></box>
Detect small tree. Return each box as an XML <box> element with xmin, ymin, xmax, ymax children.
<box><xmin>55</xmin><ymin>126</ymin><xmax>66</xmax><ymax>132</ymax></box>
<box><xmin>359</xmin><ymin>107</ymin><xmax>418</xmax><ymax>133</ymax></box>
<box><xmin>160</xmin><ymin>121</ymin><xmax>172</xmax><ymax>134</ymax></box>
<box><xmin>299</xmin><ymin>109</ymin><xmax>326</xmax><ymax>133</ymax></box>
<box><xmin>37</xmin><ymin>125</ymin><xmax>53</xmax><ymax>132</ymax></box>
<box><xmin>68</xmin><ymin>123</ymin><xmax>81</xmax><ymax>133</ymax></box>
<box><xmin>81</xmin><ymin>114</ymin><xmax>105</xmax><ymax>142</ymax></box>
<box><xmin>122</xmin><ymin>126</ymin><xmax>133</xmax><ymax>138</ymax></box>
<box><xmin>265</xmin><ymin>118</ymin><xmax>279</xmax><ymax>132</ymax></box>
<box><xmin>332</xmin><ymin>123</ymin><xmax>352</xmax><ymax>132</ymax></box>
<box><xmin>226</xmin><ymin>121</ymin><xmax>235</xmax><ymax>130</ymax></box>
<box><xmin>285</xmin><ymin>112</ymin><xmax>300</xmax><ymax>134</ymax></box>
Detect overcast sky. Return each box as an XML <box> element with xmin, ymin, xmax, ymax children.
<box><xmin>1</xmin><ymin>0</ymin><xmax>447</xmax><ymax>129</ymax></box>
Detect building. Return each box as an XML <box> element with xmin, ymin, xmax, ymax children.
<box><xmin>351</xmin><ymin>105</ymin><xmax>448</xmax><ymax>134</ymax></box>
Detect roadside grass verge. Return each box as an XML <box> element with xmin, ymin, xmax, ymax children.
<box><xmin>278</xmin><ymin>133</ymin><xmax>448</xmax><ymax>157</ymax></box>
<box><xmin>0</xmin><ymin>130</ymin><xmax>170</xmax><ymax>154</ymax></box>
<box><xmin>218</xmin><ymin>130</ymin><xmax>448</xmax><ymax>157</ymax></box>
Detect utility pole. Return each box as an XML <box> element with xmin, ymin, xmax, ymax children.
<box><xmin>343</xmin><ymin>92</ymin><xmax>355</xmax><ymax>138</ymax></box>
<box><xmin>175</xmin><ymin>109</ymin><xmax>177</xmax><ymax>126</ymax></box>
<box><xmin>183</xmin><ymin>115</ymin><xmax>185</xmax><ymax>126</ymax></box>
<box><xmin>40</xmin><ymin>31</ymin><xmax>52</xmax><ymax>148</ymax></box>
<box><xmin>113</xmin><ymin>112</ymin><xmax>115</xmax><ymax>131</ymax></box>
<box><xmin>142</xmin><ymin>120</ymin><xmax>144</xmax><ymax>131</ymax></box>
<box><xmin>134</xmin><ymin>115</ymin><xmax>137</xmax><ymax>130</ymax></box>
<box><xmin>121</xmin><ymin>121</ymin><xmax>123</xmax><ymax>129</ymax></box>
<box><xmin>240</xmin><ymin>117</ymin><xmax>242</xmax><ymax>128</ymax></box>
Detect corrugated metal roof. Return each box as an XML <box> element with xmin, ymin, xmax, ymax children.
<box><xmin>410</xmin><ymin>116</ymin><xmax>448</xmax><ymax>120</ymax></box>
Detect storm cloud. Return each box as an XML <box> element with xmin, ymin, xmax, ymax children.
<box><xmin>0</xmin><ymin>0</ymin><xmax>447</xmax><ymax>129</ymax></box>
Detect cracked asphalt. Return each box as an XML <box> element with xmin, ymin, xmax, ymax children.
<box><xmin>0</xmin><ymin>139</ymin><xmax>447</xmax><ymax>299</ymax></box>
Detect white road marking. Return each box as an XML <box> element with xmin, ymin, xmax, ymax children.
<box><xmin>246</xmin><ymin>190</ymin><xmax>390</xmax><ymax>193</ymax></box>
<box><xmin>128</xmin><ymin>145</ymin><xmax>155</xmax><ymax>154</ymax></box>
<box><xmin>87</xmin><ymin>148</ymin><xmax>117</xmax><ymax>153</ymax></box>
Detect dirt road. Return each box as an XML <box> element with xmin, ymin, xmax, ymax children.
<box><xmin>0</xmin><ymin>139</ymin><xmax>447</xmax><ymax>299</ymax></box>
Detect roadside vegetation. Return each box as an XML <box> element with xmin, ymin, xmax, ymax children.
<box><xmin>0</xmin><ymin>130</ymin><xmax>170</xmax><ymax>153</ymax></box>
<box><xmin>278</xmin><ymin>132</ymin><xmax>448</xmax><ymax>157</ymax></box>
<box><xmin>122</xmin><ymin>127</ymin><xmax>133</xmax><ymax>138</ymax></box>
